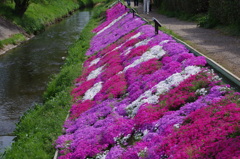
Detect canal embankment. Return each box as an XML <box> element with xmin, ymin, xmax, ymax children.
<box><xmin>0</xmin><ymin>0</ymin><xmax>96</xmax><ymax>55</ymax></box>
<box><xmin>1</xmin><ymin>0</ymin><xmax>110</xmax><ymax>158</ymax></box>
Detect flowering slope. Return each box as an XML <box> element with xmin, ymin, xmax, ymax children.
<box><xmin>55</xmin><ymin>3</ymin><xmax>240</xmax><ymax>159</ymax></box>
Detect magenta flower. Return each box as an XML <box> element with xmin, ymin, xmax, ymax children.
<box><xmin>55</xmin><ymin>3</ymin><xmax>240</xmax><ymax>159</ymax></box>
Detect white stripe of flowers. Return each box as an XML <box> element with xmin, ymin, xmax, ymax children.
<box><xmin>117</xmin><ymin>40</ymin><xmax>169</xmax><ymax>75</ymax></box>
<box><xmin>87</xmin><ymin>65</ymin><xmax>105</xmax><ymax>81</ymax></box>
<box><xmin>123</xmin><ymin>38</ymin><xmax>152</xmax><ymax>56</ymax></box>
<box><xmin>111</xmin><ymin>32</ymin><xmax>143</xmax><ymax>53</ymax></box>
<box><xmin>82</xmin><ymin>82</ymin><xmax>103</xmax><ymax>101</ymax></box>
<box><xmin>83</xmin><ymin>33</ymin><xmax>147</xmax><ymax>100</ymax></box>
<box><xmin>126</xmin><ymin>66</ymin><xmax>201</xmax><ymax>117</ymax></box>
<box><xmin>96</xmin><ymin>12</ymin><xmax>128</xmax><ymax>35</ymax></box>
<box><xmin>129</xmin><ymin>32</ymin><xmax>142</xmax><ymax>40</ymax></box>
<box><xmin>160</xmin><ymin>40</ymin><xmax>170</xmax><ymax>45</ymax></box>
<box><xmin>88</xmin><ymin>32</ymin><xmax>144</xmax><ymax>73</ymax></box>
<box><xmin>123</xmin><ymin>45</ymin><xmax>166</xmax><ymax>72</ymax></box>
<box><xmin>84</xmin><ymin>40</ymin><xmax>170</xmax><ymax>102</ymax></box>
<box><xmin>122</xmin><ymin>38</ymin><xmax>170</xmax><ymax>56</ymax></box>
<box><xmin>89</xmin><ymin>58</ymin><xmax>101</xmax><ymax>67</ymax></box>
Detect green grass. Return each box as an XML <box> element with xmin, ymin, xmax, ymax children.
<box><xmin>17</xmin><ymin>0</ymin><xmax>82</xmax><ymax>34</ymax></box>
<box><xmin>0</xmin><ymin>0</ymin><xmax>83</xmax><ymax>49</ymax></box>
<box><xmin>0</xmin><ymin>33</ymin><xmax>26</xmax><ymax>49</ymax></box>
<box><xmin>0</xmin><ymin>0</ymin><xmax>81</xmax><ymax>34</ymax></box>
<box><xmin>156</xmin><ymin>25</ymin><xmax>184</xmax><ymax>41</ymax></box>
<box><xmin>2</xmin><ymin>2</ymin><xmax>110</xmax><ymax>158</ymax></box>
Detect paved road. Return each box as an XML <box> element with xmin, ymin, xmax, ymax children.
<box><xmin>131</xmin><ymin>2</ymin><xmax>240</xmax><ymax>79</ymax></box>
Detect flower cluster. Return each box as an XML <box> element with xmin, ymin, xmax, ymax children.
<box><xmin>92</xmin><ymin>3</ymin><xmax>128</xmax><ymax>33</ymax></box>
<box><xmin>158</xmin><ymin>93</ymin><xmax>240</xmax><ymax>159</ymax></box>
<box><xmin>55</xmin><ymin>3</ymin><xmax>240</xmax><ymax>159</ymax></box>
<box><xmin>86</xmin><ymin>12</ymin><xmax>146</xmax><ymax>56</ymax></box>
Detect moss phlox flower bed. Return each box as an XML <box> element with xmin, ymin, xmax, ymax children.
<box><xmin>55</xmin><ymin>3</ymin><xmax>240</xmax><ymax>159</ymax></box>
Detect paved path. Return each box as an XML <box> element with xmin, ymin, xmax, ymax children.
<box><xmin>129</xmin><ymin>2</ymin><xmax>240</xmax><ymax>79</ymax></box>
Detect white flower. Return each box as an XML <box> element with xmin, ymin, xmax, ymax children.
<box><xmin>173</xmin><ymin>123</ymin><xmax>180</xmax><ymax>129</ymax></box>
<box><xmin>143</xmin><ymin>129</ymin><xmax>149</xmax><ymax>136</ymax></box>
<box><xmin>82</xmin><ymin>82</ymin><xmax>102</xmax><ymax>100</ymax></box>
<box><xmin>96</xmin><ymin>12</ymin><xmax>128</xmax><ymax>35</ymax></box>
<box><xmin>123</xmin><ymin>45</ymin><xmax>166</xmax><ymax>72</ymax></box>
<box><xmin>196</xmin><ymin>88</ymin><xmax>208</xmax><ymax>95</ymax></box>
<box><xmin>134</xmin><ymin>38</ymin><xmax>152</xmax><ymax>48</ymax></box>
<box><xmin>95</xmin><ymin>150</ymin><xmax>109</xmax><ymax>159</ymax></box>
<box><xmin>129</xmin><ymin>32</ymin><xmax>142</xmax><ymax>40</ymax></box>
<box><xmin>106</xmin><ymin>32</ymin><xmax>142</xmax><ymax>56</ymax></box>
<box><xmin>213</xmin><ymin>75</ymin><xmax>222</xmax><ymax>81</ymax></box>
<box><xmin>160</xmin><ymin>40</ymin><xmax>170</xmax><ymax>45</ymax></box>
<box><xmin>114</xmin><ymin>134</ymin><xmax>131</xmax><ymax>145</ymax></box>
<box><xmin>89</xmin><ymin>57</ymin><xmax>100</xmax><ymax>67</ymax></box>
<box><xmin>126</xmin><ymin>66</ymin><xmax>201</xmax><ymax>117</ymax></box>
<box><xmin>138</xmin><ymin>147</ymin><xmax>147</xmax><ymax>157</ymax></box>
<box><xmin>87</xmin><ymin>65</ymin><xmax>104</xmax><ymax>80</ymax></box>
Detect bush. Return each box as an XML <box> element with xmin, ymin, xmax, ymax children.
<box><xmin>157</xmin><ymin>0</ymin><xmax>240</xmax><ymax>30</ymax></box>
<box><xmin>0</xmin><ymin>0</ymin><xmax>81</xmax><ymax>34</ymax></box>
<box><xmin>81</xmin><ymin>0</ymin><xmax>94</xmax><ymax>7</ymax></box>
<box><xmin>158</xmin><ymin>0</ymin><xmax>209</xmax><ymax>15</ymax></box>
<box><xmin>209</xmin><ymin>0</ymin><xmax>240</xmax><ymax>26</ymax></box>
<box><xmin>0</xmin><ymin>33</ymin><xmax>26</xmax><ymax>48</ymax></box>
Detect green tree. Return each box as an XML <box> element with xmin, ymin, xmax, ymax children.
<box><xmin>14</xmin><ymin>0</ymin><xmax>30</xmax><ymax>16</ymax></box>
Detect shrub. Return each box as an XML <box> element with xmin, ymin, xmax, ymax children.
<box><xmin>209</xmin><ymin>0</ymin><xmax>240</xmax><ymax>26</ymax></box>
<box><xmin>158</xmin><ymin>0</ymin><xmax>209</xmax><ymax>15</ymax></box>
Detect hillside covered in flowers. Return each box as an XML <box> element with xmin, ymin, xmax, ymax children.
<box><xmin>55</xmin><ymin>3</ymin><xmax>240</xmax><ymax>159</ymax></box>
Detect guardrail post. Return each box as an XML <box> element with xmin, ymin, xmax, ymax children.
<box><xmin>132</xmin><ymin>8</ymin><xmax>136</xmax><ymax>18</ymax></box>
<box><xmin>153</xmin><ymin>17</ymin><xmax>162</xmax><ymax>35</ymax></box>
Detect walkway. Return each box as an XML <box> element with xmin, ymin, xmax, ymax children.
<box><xmin>129</xmin><ymin>2</ymin><xmax>240</xmax><ymax>79</ymax></box>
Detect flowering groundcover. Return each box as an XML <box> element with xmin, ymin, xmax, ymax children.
<box><xmin>55</xmin><ymin>3</ymin><xmax>240</xmax><ymax>159</ymax></box>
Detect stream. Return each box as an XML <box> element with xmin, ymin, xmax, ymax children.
<box><xmin>0</xmin><ymin>9</ymin><xmax>92</xmax><ymax>153</ymax></box>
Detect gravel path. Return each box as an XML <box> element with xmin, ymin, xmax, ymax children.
<box><xmin>131</xmin><ymin>2</ymin><xmax>240</xmax><ymax>79</ymax></box>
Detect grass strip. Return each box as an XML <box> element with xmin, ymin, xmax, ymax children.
<box><xmin>0</xmin><ymin>33</ymin><xmax>26</xmax><ymax>49</ymax></box>
<box><xmin>0</xmin><ymin>0</ymin><xmax>82</xmax><ymax>34</ymax></box>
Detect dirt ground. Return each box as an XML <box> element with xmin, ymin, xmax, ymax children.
<box><xmin>0</xmin><ymin>16</ymin><xmax>27</xmax><ymax>55</ymax></box>
<box><xmin>132</xmin><ymin>2</ymin><xmax>240</xmax><ymax>79</ymax></box>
